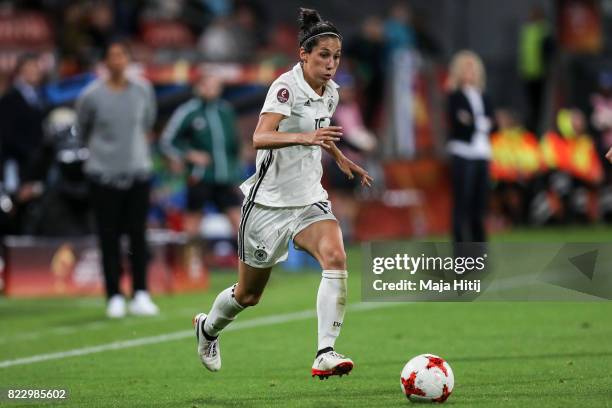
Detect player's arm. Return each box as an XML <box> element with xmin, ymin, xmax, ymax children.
<box><xmin>322</xmin><ymin>142</ymin><xmax>373</xmax><ymax>187</ymax></box>
<box><xmin>606</xmin><ymin>146</ymin><xmax>612</xmax><ymax>164</ymax></box>
<box><xmin>321</xmin><ymin>140</ymin><xmax>343</xmax><ymax>161</ymax></box>
<box><xmin>253</xmin><ymin>113</ymin><xmax>342</xmax><ymax>149</ymax></box>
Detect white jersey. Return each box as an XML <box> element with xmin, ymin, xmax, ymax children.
<box><xmin>240</xmin><ymin>63</ymin><xmax>339</xmax><ymax>207</ymax></box>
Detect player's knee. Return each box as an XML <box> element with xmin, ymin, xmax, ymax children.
<box><xmin>234</xmin><ymin>291</ymin><xmax>261</xmax><ymax>307</ymax></box>
<box><xmin>321</xmin><ymin>247</ymin><xmax>347</xmax><ymax>270</ymax></box>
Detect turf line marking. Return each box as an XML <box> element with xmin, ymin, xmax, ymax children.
<box><xmin>0</xmin><ymin>272</ymin><xmax>558</xmax><ymax>346</ymax></box>
<box><xmin>0</xmin><ymin>301</ymin><xmax>398</xmax><ymax>345</ymax></box>
<box><xmin>0</xmin><ymin>302</ymin><xmax>400</xmax><ymax>369</ymax></box>
<box><xmin>0</xmin><ymin>275</ymin><xmax>542</xmax><ymax>345</ymax></box>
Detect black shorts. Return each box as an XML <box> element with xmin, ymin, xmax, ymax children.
<box><xmin>186</xmin><ymin>181</ymin><xmax>242</xmax><ymax>213</ymax></box>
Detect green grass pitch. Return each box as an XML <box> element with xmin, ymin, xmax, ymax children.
<box><xmin>1</xmin><ymin>226</ymin><xmax>612</xmax><ymax>407</ymax></box>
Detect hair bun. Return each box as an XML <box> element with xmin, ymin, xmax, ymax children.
<box><xmin>298</xmin><ymin>8</ymin><xmax>322</xmax><ymax>31</ymax></box>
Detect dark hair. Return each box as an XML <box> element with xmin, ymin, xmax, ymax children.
<box><xmin>298</xmin><ymin>8</ymin><xmax>342</xmax><ymax>52</ymax></box>
<box><xmin>14</xmin><ymin>52</ymin><xmax>39</xmax><ymax>76</ymax></box>
<box><xmin>103</xmin><ymin>39</ymin><xmax>131</xmax><ymax>60</ymax></box>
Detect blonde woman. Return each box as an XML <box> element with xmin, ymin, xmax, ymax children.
<box><xmin>446</xmin><ymin>51</ymin><xmax>494</xmax><ymax>243</ymax></box>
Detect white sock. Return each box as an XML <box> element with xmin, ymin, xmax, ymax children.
<box><xmin>317</xmin><ymin>270</ymin><xmax>348</xmax><ymax>351</ymax></box>
<box><xmin>204</xmin><ymin>284</ymin><xmax>245</xmax><ymax>337</ymax></box>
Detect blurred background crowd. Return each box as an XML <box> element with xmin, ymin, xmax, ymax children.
<box><xmin>1</xmin><ymin>0</ymin><xmax>612</xmax><ymax>268</ymax></box>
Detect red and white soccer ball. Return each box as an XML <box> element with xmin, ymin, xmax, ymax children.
<box><xmin>400</xmin><ymin>354</ymin><xmax>454</xmax><ymax>403</ymax></box>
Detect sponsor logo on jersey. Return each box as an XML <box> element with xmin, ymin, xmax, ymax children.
<box><xmin>277</xmin><ymin>88</ymin><xmax>290</xmax><ymax>103</ymax></box>
<box><xmin>304</xmin><ymin>100</ymin><xmax>311</xmax><ymax>107</ymax></box>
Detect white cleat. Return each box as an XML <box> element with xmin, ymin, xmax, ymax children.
<box><xmin>128</xmin><ymin>291</ymin><xmax>160</xmax><ymax>316</ymax></box>
<box><xmin>193</xmin><ymin>313</ymin><xmax>221</xmax><ymax>372</ymax></box>
<box><xmin>311</xmin><ymin>350</ymin><xmax>354</xmax><ymax>380</ymax></box>
<box><xmin>106</xmin><ymin>294</ymin><xmax>126</xmax><ymax>319</ymax></box>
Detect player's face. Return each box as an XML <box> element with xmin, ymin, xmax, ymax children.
<box><xmin>301</xmin><ymin>37</ymin><xmax>342</xmax><ymax>85</ymax></box>
<box><xmin>105</xmin><ymin>44</ymin><xmax>129</xmax><ymax>77</ymax></box>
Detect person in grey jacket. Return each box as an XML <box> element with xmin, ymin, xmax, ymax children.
<box><xmin>76</xmin><ymin>41</ymin><xmax>159</xmax><ymax>318</ymax></box>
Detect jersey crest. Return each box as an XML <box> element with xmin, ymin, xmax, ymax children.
<box><xmin>192</xmin><ymin>116</ymin><xmax>207</xmax><ymax>131</ymax></box>
<box><xmin>254</xmin><ymin>247</ymin><xmax>268</xmax><ymax>262</ymax></box>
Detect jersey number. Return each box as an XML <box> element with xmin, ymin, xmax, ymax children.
<box><xmin>314</xmin><ymin>118</ymin><xmax>325</xmax><ymax>129</ymax></box>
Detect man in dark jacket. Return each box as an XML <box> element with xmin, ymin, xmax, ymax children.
<box><xmin>0</xmin><ymin>53</ymin><xmax>46</xmax><ymax>233</ymax></box>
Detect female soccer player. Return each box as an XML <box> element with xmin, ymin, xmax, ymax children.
<box><xmin>193</xmin><ymin>8</ymin><xmax>372</xmax><ymax>379</ymax></box>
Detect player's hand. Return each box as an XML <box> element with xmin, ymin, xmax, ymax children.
<box><xmin>606</xmin><ymin>146</ymin><xmax>612</xmax><ymax>163</ymax></box>
<box><xmin>336</xmin><ymin>156</ymin><xmax>373</xmax><ymax>187</ymax></box>
<box><xmin>302</xmin><ymin>126</ymin><xmax>342</xmax><ymax>148</ymax></box>
<box><xmin>185</xmin><ymin>150</ymin><xmax>211</xmax><ymax>167</ymax></box>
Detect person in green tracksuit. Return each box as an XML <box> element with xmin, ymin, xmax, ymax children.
<box><xmin>161</xmin><ymin>72</ymin><xmax>242</xmax><ymax>238</ymax></box>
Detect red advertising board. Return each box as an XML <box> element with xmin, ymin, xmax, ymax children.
<box><xmin>0</xmin><ymin>12</ymin><xmax>53</xmax><ymax>47</ymax></box>
<box><xmin>354</xmin><ymin>159</ymin><xmax>451</xmax><ymax>241</ymax></box>
<box><xmin>2</xmin><ymin>233</ymin><xmax>208</xmax><ymax>297</ymax></box>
